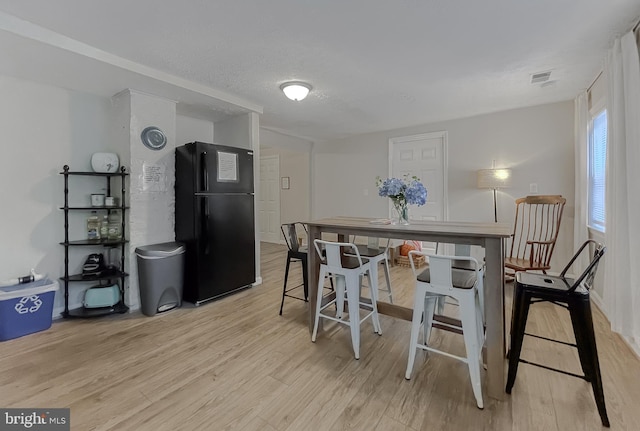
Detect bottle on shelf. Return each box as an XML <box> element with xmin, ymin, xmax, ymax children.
<box><xmin>108</xmin><ymin>210</ymin><xmax>122</xmax><ymax>240</ymax></box>
<box><xmin>87</xmin><ymin>211</ymin><xmax>100</xmax><ymax>240</ymax></box>
<box><xmin>106</xmin><ymin>247</ymin><xmax>120</xmax><ymax>271</ymax></box>
<box><xmin>100</xmin><ymin>215</ymin><xmax>109</xmax><ymax>238</ymax></box>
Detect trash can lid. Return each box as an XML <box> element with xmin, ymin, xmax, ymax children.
<box><xmin>135</xmin><ymin>242</ymin><xmax>185</xmax><ymax>258</ymax></box>
<box><xmin>0</xmin><ymin>279</ymin><xmax>58</xmax><ymax>300</ymax></box>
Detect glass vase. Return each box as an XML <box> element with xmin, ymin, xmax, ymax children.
<box><xmin>393</xmin><ymin>201</ymin><xmax>410</xmax><ymax>225</ymax></box>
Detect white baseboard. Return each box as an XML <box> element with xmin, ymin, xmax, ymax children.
<box><xmin>590</xmin><ymin>290</ymin><xmax>606</xmax><ymax>314</ymax></box>
<box><xmin>622</xmin><ymin>336</ymin><xmax>640</xmax><ymax>359</ymax></box>
<box><xmin>590</xmin><ymin>290</ymin><xmax>640</xmax><ymax>360</ymax></box>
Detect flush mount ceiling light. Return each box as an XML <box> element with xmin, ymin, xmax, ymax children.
<box><xmin>280</xmin><ymin>81</ymin><xmax>312</xmax><ymax>101</ymax></box>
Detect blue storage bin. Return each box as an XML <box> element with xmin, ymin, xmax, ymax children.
<box><xmin>0</xmin><ymin>278</ymin><xmax>58</xmax><ymax>341</ymax></box>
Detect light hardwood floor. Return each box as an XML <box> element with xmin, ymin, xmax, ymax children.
<box><xmin>1</xmin><ymin>242</ymin><xmax>639</xmax><ymax>430</ymax></box>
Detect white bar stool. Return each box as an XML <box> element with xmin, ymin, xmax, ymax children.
<box><xmin>432</xmin><ymin>243</ymin><xmax>485</xmax><ymax>321</ymax></box>
<box><xmin>405</xmin><ymin>251</ymin><xmax>485</xmax><ymax>409</ymax></box>
<box><xmin>311</xmin><ymin>239</ymin><xmax>382</xmax><ymax>359</ymax></box>
<box><xmin>347</xmin><ymin>236</ymin><xmax>394</xmax><ymax>303</ymax></box>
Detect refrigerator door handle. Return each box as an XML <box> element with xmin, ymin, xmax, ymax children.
<box><xmin>201</xmin><ymin>197</ymin><xmax>210</xmax><ymax>255</ymax></box>
<box><xmin>200</xmin><ymin>151</ymin><xmax>209</xmax><ymax>192</ymax></box>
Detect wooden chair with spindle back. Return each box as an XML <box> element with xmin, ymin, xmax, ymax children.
<box><xmin>505</xmin><ymin>195</ymin><xmax>566</xmax><ymax>277</ymax></box>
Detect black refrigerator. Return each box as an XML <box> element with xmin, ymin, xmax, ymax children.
<box><xmin>175</xmin><ymin>142</ymin><xmax>256</xmax><ymax>305</ymax></box>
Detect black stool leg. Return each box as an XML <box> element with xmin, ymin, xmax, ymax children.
<box><xmin>569</xmin><ymin>297</ymin><xmax>592</xmax><ymax>382</ymax></box>
<box><xmin>506</xmin><ymin>286</ymin><xmax>532</xmax><ymax>394</ymax></box>
<box><xmin>570</xmin><ymin>296</ymin><xmax>610</xmax><ymax>427</ymax></box>
<box><xmin>279</xmin><ymin>254</ymin><xmax>292</xmax><ymax>315</ymax></box>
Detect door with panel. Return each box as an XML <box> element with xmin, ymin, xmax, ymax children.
<box><xmin>390</xmin><ymin>131</ymin><xmax>447</xmax><ymax>254</ymax></box>
<box><xmin>259</xmin><ymin>155</ymin><xmax>281</xmax><ymax>243</ymax></box>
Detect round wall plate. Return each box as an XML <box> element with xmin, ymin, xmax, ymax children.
<box><xmin>141</xmin><ymin>126</ymin><xmax>167</xmax><ymax>150</ymax></box>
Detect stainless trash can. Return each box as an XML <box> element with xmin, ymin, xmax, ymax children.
<box><xmin>135</xmin><ymin>242</ymin><xmax>185</xmax><ymax>316</ymax></box>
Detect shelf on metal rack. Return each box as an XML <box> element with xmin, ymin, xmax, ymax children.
<box><xmin>63</xmin><ymin>303</ymin><xmax>129</xmax><ymax>318</ymax></box>
<box><xmin>62</xmin><ymin>271</ymin><xmax>129</xmax><ymax>282</ymax></box>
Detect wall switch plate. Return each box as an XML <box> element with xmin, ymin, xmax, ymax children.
<box><xmin>530</xmin><ymin>183</ymin><xmax>538</xmax><ymax>193</ymax></box>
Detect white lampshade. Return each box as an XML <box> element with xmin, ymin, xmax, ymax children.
<box><xmin>280</xmin><ymin>82</ymin><xmax>312</xmax><ymax>101</ymax></box>
<box><xmin>477</xmin><ymin>168</ymin><xmax>512</xmax><ymax>189</ymax></box>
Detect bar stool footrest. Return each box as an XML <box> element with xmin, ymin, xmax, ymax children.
<box><xmin>518</xmin><ymin>358</ymin><xmax>587</xmax><ymax>381</ymax></box>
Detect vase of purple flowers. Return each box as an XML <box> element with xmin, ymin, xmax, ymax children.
<box><xmin>376</xmin><ymin>175</ymin><xmax>428</xmax><ymax>225</ymax></box>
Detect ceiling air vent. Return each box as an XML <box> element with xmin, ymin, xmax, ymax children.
<box><xmin>531</xmin><ymin>71</ymin><xmax>552</xmax><ymax>84</ymax></box>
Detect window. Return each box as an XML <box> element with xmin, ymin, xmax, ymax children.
<box><xmin>588</xmin><ymin>109</ymin><xmax>607</xmax><ymax>232</ymax></box>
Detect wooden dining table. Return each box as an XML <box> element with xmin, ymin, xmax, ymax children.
<box><xmin>306</xmin><ymin>216</ymin><xmax>512</xmax><ymax>401</ymax></box>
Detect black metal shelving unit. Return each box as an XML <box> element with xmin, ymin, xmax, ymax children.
<box><xmin>60</xmin><ymin>165</ymin><xmax>130</xmax><ymax>318</ymax></box>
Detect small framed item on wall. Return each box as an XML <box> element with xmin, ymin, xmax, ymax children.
<box><xmin>281</xmin><ymin>176</ymin><xmax>290</xmax><ymax>190</ymax></box>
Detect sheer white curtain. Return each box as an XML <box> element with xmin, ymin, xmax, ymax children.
<box><xmin>603</xmin><ymin>29</ymin><xmax>640</xmax><ymax>350</ymax></box>
<box><xmin>573</xmin><ymin>92</ymin><xmax>590</xmax><ymax>271</ymax></box>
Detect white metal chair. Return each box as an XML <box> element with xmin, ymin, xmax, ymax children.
<box><xmin>346</xmin><ymin>236</ymin><xmax>393</xmax><ymax>303</ymax></box>
<box><xmin>311</xmin><ymin>239</ymin><xmax>382</xmax><ymax>359</ymax></box>
<box><xmin>432</xmin><ymin>243</ymin><xmax>484</xmax><ymax>319</ymax></box>
<box><xmin>405</xmin><ymin>251</ymin><xmax>485</xmax><ymax>409</ymax></box>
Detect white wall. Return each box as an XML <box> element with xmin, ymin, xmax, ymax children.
<box><xmin>215</xmin><ymin>114</ymin><xmax>252</xmax><ymax>150</ymax></box>
<box><xmin>313</xmin><ymin>101</ymin><xmax>575</xmax><ymax>271</ymax></box>
<box><xmin>177</xmin><ymin>114</ymin><xmax>214</xmax><ymax>145</ymax></box>
<box><xmin>0</xmin><ymin>75</ymin><xmax>116</xmax><ymax>314</ymax></box>
<box><xmin>261</xmin><ymin>129</ymin><xmax>312</xmax><ymax>229</ymax></box>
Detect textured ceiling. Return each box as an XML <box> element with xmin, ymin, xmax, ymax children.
<box><xmin>1</xmin><ymin>1</ymin><xmax>639</xmax><ymax>142</ymax></box>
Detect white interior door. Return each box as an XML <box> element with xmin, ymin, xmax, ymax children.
<box><xmin>259</xmin><ymin>155</ymin><xmax>280</xmax><ymax>243</ymax></box>
<box><xmin>390</xmin><ymin>131</ymin><xmax>448</xmax><ymax>253</ymax></box>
